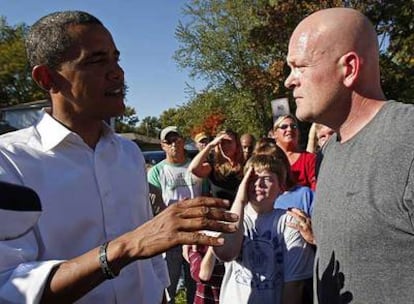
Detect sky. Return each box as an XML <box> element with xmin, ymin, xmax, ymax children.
<box><xmin>2</xmin><ymin>0</ymin><xmax>204</xmax><ymax>120</ymax></box>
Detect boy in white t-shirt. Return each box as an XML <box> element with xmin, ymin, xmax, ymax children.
<box><xmin>214</xmin><ymin>154</ymin><xmax>314</xmax><ymax>304</ymax></box>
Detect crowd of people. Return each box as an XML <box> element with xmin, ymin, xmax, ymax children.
<box><xmin>0</xmin><ymin>6</ymin><xmax>413</xmax><ymax>304</ymax></box>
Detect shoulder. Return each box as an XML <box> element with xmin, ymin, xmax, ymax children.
<box><xmin>0</xmin><ymin>127</ymin><xmax>37</xmax><ymax>150</ymax></box>
<box><xmin>290</xmin><ymin>185</ymin><xmax>313</xmax><ymax>195</ymax></box>
<box><xmin>300</xmin><ymin>151</ymin><xmax>316</xmax><ymax>161</ymax></box>
<box><xmin>380</xmin><ymin>100</ymin><xmax>414</xmax><ymax>124</ymax></box>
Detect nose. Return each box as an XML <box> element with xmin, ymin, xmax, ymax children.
<box><xmin>284</xmin><ymin>71</ymin><xmax>295</xmax><ymax>89</ymax></box>
<box><xmin>108</xmin><ymin>62</ymin><xmax>124</xmax><ymax>81</ymax></box>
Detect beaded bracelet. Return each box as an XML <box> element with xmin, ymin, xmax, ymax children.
<box><xmin>99</xmin><ymin>241</ymin><xmax>117</xmax><ymax>280</ymax></box>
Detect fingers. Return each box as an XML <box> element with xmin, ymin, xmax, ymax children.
<box><xmin>176</xmin><ymin>196</ymin><xmax>231</xmax><ymax>210</ymax></box>
<box><xmin>177</xmin><ymin>231</ymin><xmax>226</xmax><ymax>247</ymax></box>
<box><xmin>286</xmin><ymin>208</ymin><xmax>315</xmax><ymax>245</ymax></box>
<box><xmin>177</xmin><ymin>216</ymin><xmax>237</xmax><ymax>234</ymax></box>
<box><xmin>287</xmin><ymin>208</ymin><xmax>310</xmax><ymax>226</ymax></box>
<box><xmin>179</xmin><ymin>206</ymin><xmax>238</xmax><ymax>223</ymax></box>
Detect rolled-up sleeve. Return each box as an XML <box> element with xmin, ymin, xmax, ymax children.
<box><xmin>0</xmin><ymin>232</ymin><xmax>64</xmax><ymax>304</ymax></box>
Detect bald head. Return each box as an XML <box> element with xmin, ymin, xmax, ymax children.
<box><xmin>293</xmin><ymin>8</ymin><xmax>378</xmax><ymax>59</ymax></box>
<box><xmin>285</xmin><ymin>8</ymin><xmax>385</xmax><ymax>126</ymax></box>
<box><xmin>240</xmin><ymin>133</ymin><xmax>255</xmax><ymax>162</ymax></box>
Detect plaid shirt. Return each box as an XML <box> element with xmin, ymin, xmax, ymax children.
<box><xmin>188</xmin><ymin>245</ymin><xmax>225</xmax><ymax>304</ymax></box>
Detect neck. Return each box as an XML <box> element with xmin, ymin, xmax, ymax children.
<box><xmin>52</xmin><ymin>109</ymin><xmax>103</xmax><ymax>149</ymax></box>
<box><xmin>337</xmin><ymin>97</ymin><xmax>385</xmax><ymax>143</ymax></box>
<box><xmin>166</xmin><ymin>154</ymin><xmax>186</xmax><ymax>164</ymax></box>
<box><xmin>249</xmin><ymin>200</ymin><xmax>274</xmax><ymax>214</ymax></box>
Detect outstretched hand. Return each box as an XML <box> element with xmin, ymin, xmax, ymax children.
<box><xmin>126</xmin><ymin>197</ymin><xmax>239</xmax><ymax>259</ymax></box>
<box><xmin>286</xmin><ymin>208</ymin><xmax>315</xmax><ymax>245</ymax></box>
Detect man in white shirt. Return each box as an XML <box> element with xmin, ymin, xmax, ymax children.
<box><xmin>0</xmin><ymin>11</ymin><xmax>238</xmax><ymax>304</ymax></box>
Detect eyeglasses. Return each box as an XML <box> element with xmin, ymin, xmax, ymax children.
<box><xmin>275</xmin><ymin>123</ymin><xmax>298</xmax><ymax>130</ymax></box>
<box><xmin>162</xmin><ymin>136</ymin><xmax>182</xmax><ymax>145</ymax></box>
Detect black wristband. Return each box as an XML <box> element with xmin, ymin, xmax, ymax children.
<box><xmin>99</xmin><ymin>241</ymin><xmax>117</xmax><ymax>280</ymax></box>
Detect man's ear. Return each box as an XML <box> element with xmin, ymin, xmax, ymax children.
<box><xmin>32</xmin><ymin>65</ymin><xmax>57</xmax><ymax>93</ymax></box>
<box><xmin>339</xmin><ymin>52</ymin><xmax>360</xmax><ymax>88</ymax></box>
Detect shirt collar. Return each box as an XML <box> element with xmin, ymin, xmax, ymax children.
<box><xmin>36</xmin><ymin>111</ymin><xmax>116</xmax><ymax>151</ymax></box>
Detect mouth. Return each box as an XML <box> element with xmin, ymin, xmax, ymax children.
<box><xmin>105</xmin><ymin>84</ymin><xmax>126</xmax><ymax>98</ymax></box>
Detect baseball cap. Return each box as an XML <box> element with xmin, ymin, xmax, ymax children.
<box><xmin>194</xmin><ymin>132</ymin><xmax>208</xmax><ymax>143</ymax></box>
<box><xmin>160</xmin><ymin>126</ymin><xmax>181</xmax><ymax>141</ymax></box>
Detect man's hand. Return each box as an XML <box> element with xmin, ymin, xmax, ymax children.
<box><xmin>120</xmin><ymin>197</ymin><xmax>238</xmax><ymax>260</ymax></box>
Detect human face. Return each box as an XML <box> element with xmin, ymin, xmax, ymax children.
<box><xmin>54</xmin><ymin>23</ymin><xmax>125</xmax><ymax>121</ymax></box>
<box><xmin>161</xmin><ymin>132</ymin><xmax>185</xmax><ymax>161</ymax></box>
<box><xmin>219</xmin><ymin>134</ymin><xmax>237</xmax><ymax>158</ymax></box>
<box><xmin>248</xmin><ymin>169</ymin><xmax>281</xmax><ymax>212</ymax></box>
<box><xmin>317</xmin><ymin>125</ymin><xmax>335</xmax><ymax>148</ymax></box>
<box><xmin>273</xmin><ymin>118</ymin><xmax>298</xmax><ymax>147</ymax></box>
<box><xmin>241</xmin><ymin>138</ymin><xmax>253</xmax><ymax>161</ymax></box>
<box><xmin>284</xmin><ymin>25</ymin><xmax>344</xmax><ymax>123</ymax></box>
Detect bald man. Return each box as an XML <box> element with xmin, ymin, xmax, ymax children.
<box><xmin>285</xmin><ymin>8</ymin><xmax>414</xmax><ymax>304</ymax></box>
<box><xmin>240</xmin><ymin>133</ymin><xmax>255</xmax><ymax>162</ymax></box>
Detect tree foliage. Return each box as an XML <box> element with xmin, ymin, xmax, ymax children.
<box><xmin>0</xmin><ymin>17</ymin><xmax>46</xmax><ymax>107</ymax></box>
<box><xmin>135</xmin><ymin>116</ymin><xmax>162</xmax><ymax>138</ymax></box>
<box><xmin>171</xmin><ymin>0</ymin><xmax>414</xmax><ymax>138</ymax></box>
<box><xmin>114</xmin><ymin>105</ymin><xmax>140</xmax><ymax>133</ymax></box>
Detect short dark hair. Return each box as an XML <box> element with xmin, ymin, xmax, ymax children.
<box><xmin>26</xmin><ymin>11</ymin><xmax>103</xmax><ymax>69</ymax></box>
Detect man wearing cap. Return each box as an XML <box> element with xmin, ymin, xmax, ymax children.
<box><xmin>194</xmin><ymin>132</ymin><xmax>210</xmax><ymax>151</ymax></box>
<box><xmin>148</xmin><ymin>126</ymin><xmax>204</xmax><ymax>304</ymax></box>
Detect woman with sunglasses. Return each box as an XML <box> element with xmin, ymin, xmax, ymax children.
<box><xmin>273</xmin><ymin>114</ymin><xmax>317</xmax><ymax>190</ymax></box>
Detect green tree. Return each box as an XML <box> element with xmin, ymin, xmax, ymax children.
<box><xmin>357</xmin><ymin>0</ymin><xmax>414</xmax><ymax>104</ymax></box>
<box><xmin>136</xmin><ymin>116</ymin><xmax>162</xmax><ymax>138</ymax></box>
<box><xmin>173</xmin><ymin>0</ymin><xmax>414</xmax><ymax>138</ymax></box>
<box><xmin>115</xmin><ymin>105</ymin><xmax>139</xmax><ymax>133</ymax></box>
<box><xmin>0</xmin><ymin>16</ymin><xmax>46</xmax><ymax>107</ymax></box>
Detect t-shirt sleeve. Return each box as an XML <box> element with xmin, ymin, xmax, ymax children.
<box><xmin>281</xmin><ymin>214</ymin><xmax>315</xmax><ymax>282</ymax></box>
<box><xmin>147</xmin><ymin>164</ymin><xmax>162</xmax><ymax>188</ymax></box>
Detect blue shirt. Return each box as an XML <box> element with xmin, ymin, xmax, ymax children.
<box><xmin>274</xmin><ymin>185</ymin><xmax>314</xmax><ymax>216</ymax></box>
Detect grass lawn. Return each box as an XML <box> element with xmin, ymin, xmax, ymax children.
<box><xmin>175</xmin><ymin>289</ymin><xmax>187</xmax><ymax>304</ymax></box>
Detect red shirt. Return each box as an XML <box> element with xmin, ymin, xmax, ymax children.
<box><xmin>291</xmin><ymin>152</ymin><xmax>317</xmax><ymax>190</ymax></box>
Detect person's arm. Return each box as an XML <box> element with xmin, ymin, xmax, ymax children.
<box><xmin>40</xmin><ymin>197</ymin><xmax>239</xmax><ymax>303</ymax></box>
<box><xmin>198</xmin><ymin>246</ymin><xmax>217</xmax><ymax>281</ymax></box>
<box><xmin>306</xmin><ymin>153</ymin><xmax>317</xmax><ymax>191</ymax></box>
<box><xmin>306</xmin><ymin>123</ymin><xmax>317</xmax><ymax>153</ymax></box>
<box><xmin>188</xmin><ymin>134</ymin><xmax>227</xmax><ymax>178</ymax></box>
<box><xmin>213</xmin><ymin>167</ymin><xmax>252</xmax><ymax>261</ymax></box>
<box><xmin>148</xmin><ymin>182</ymin><xmax>167</xmax><ymax>216</ymax></box>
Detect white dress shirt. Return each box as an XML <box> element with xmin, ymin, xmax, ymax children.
<box><xmin>0</xmin><ymin>112</ymin><xmax>169</xmax><ymax>304</ymax></box>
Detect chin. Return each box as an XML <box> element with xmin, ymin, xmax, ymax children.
<box><xmin>295</xmin><ymin>109</ymin><xmax>313</xmax><ymax>123</ymax></box>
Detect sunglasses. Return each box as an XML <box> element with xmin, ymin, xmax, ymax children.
<box><xmin>276</xmin><ymin>123</ymin><xmax>298</xmax><ymax>130</ymax></box>
<box><xmin>162</xmin><ymin>136</ymin><xmax>182</xmax><ymax>145</ymax></box>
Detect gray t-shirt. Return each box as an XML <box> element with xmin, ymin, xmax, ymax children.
<box><xmin>313</xmin><ymin>101</ymin><xmax>414</xmax><ymax>303</ymax></box>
